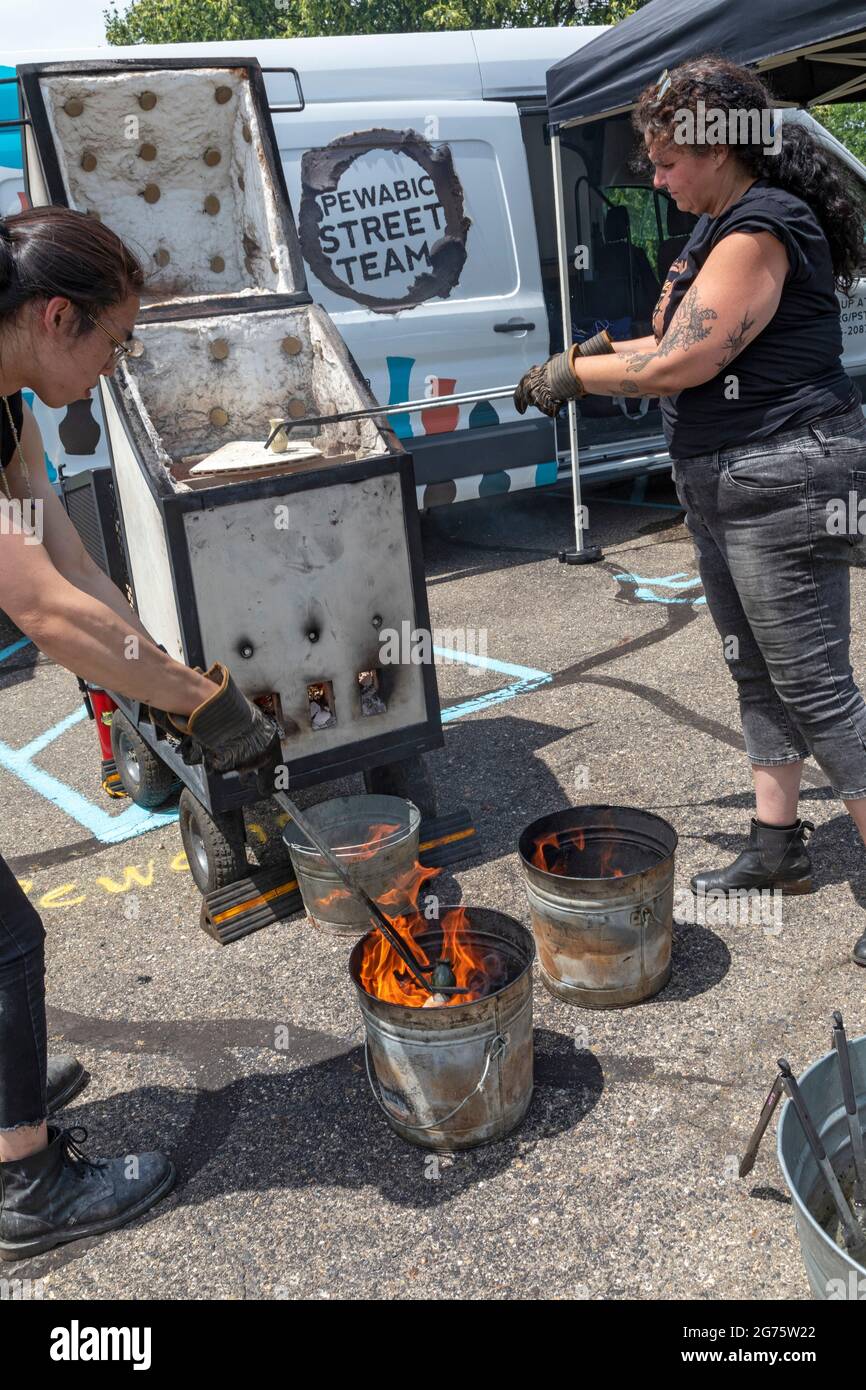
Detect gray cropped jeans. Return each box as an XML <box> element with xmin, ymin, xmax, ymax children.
<box><xmin>670</xmin><ymin>394</ymin><xmax>866</xmax><ymax>799</ymax></box>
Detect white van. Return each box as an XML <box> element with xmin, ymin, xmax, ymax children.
<box><xmin>3</xmin><ymin>30</ymin><xmax>866</xmax><ymax>505</ymax></box>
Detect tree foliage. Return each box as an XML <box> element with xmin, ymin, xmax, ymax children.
<box><xmin>104</xmin><ymin>0</ymin><xmax>650</xmax><ymax>44</ymax></box>
<box><xmin>104</xmin><ymin>1</ymin><xmax>865</xmax><ymax>171</ymax></box>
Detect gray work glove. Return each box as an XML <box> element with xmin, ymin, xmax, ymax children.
<box><xmin>513</xmin><ymin>329</ymin><xmax>613</xmax><ymax>417</ymax></box>
<box><xmin>161</xmin><ymin>662</ymin><xmax>282</xmax><ymax>777</ymax></box>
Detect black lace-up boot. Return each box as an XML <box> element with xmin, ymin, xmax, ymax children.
<box><xmin>0</xmin><ymin>1125</ymin><xmax>174</xmax><ymax>1261</ymax></box>
<box><xmin>690</xmin><ymin>818</ymin><xmax>814</xmax><ymax>896</ymax></box>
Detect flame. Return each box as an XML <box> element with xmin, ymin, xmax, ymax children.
<box><xmin>531</xmin><ymin>815</ymin><xmax>627</xmax><ymax>879</ymax></box>
<box><xmin>358</xmin><ymin>862</ymin><xmax>505</xmax><ymax>1009</ymax></box>
<box><xmin>531</xmin><ymin>826</ymin><xmax>585</xmax><ymax>874</ymax></box>
<box><xmin>311</xmin><ymin>822</ymin><xmax>401</xmax><ymax>910</ymax></box>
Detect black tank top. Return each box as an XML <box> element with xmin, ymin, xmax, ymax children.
<box><xmin>0</xmin><ymin>389</ymin><xmax>23</xmax><ymax>472</ymax></box>
<box><xmin>658</xmin><ymin>179</ymin><xmax>858</xmax><ymax>458</ymax></box>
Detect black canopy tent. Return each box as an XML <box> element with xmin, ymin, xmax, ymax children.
<box><xmin>547</xmin><ymin>0</ymin><xmax>866</xmax><ymax>131</ymax></box>
<box><xmin>545</xmin><ymin>0</ymin><xmax>866</xmax><ymax>563</ymax></box>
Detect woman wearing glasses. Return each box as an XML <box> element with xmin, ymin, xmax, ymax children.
<box><xmin>516</xmin><ymin>56</ymin><xmax>866</xmax><ymax>967</ymax></box>
<box><xmin>0</xmin><ymin>206</ymin><xmax>280</xmax><ymax>1260</ymax></box>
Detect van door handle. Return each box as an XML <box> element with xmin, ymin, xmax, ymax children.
<box><xmin>494</xmin><ymin>320</ymin><xmax>536</xmax><ymax>333</ymax></box>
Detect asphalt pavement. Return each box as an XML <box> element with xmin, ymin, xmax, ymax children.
<box><xmin>2</xmin><ymin>471</ymin><xmax>864</xmax><ymax>1300</ymax></box>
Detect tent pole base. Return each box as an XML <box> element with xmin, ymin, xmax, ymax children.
<box><xmin>559</xmin><ymin>546</ymin><xmax>603</xmax><ymax>565</ymax></box>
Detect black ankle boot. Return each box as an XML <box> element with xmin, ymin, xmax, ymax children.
<box><xmin>690</xmin><ymin>818</ymin><xmax>814</xmax><ymax>896</ymax></box>
<box><xmin>0</xmin><ymin>1125</ymin><xmax>174</xmax><ymax>1262</ymax></box>
<box><xmin>852</xmin><ymin>932</ymin><xmax>866</xmax><ymax>967</ymax></box>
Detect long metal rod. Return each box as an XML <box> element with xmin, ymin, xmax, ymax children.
<box><xmin>832</xmin><ymin>1013</ymin><xmax>866</xmax><ymax>1213</ymax></box>
<box><xmin>778</xmin><ymin>1058</ymin><xmax>866</xmax><ymax>1255</ymax></box>
<box><xmin>272</xmin><ymin>791</ymin><xmax>469</xmax><ymax>996</ymax></box>
<box><xmin>550</xmin><ymin>128</ymin><xmax>585</xmax><ymax>553</ymax></box>
<box><xmin>739</xmin><ymin>1074</ymin><xmax>784</xmax><ymax>1177</ymax></box>
<box><xmin>265</xmin><ymin>385</ymin><xmax>517</xmax><ymax>447</ymax></box>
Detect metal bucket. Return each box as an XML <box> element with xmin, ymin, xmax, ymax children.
<box><xmin>518</xmin><ymin>805</ymin><xmax>678</xmax><ymax>1008</ymax></box>
<box><xmin>284</xmin><ymin>794</ymin><xmax>420</xmax><ymax>936</ymax></box>
<box><xmin>777</xmin><ymin>1036</ymin><xmax>866</xmax><ymax>1299</ymax></box>
<box><xmin>349</xmin><ymin>908</ymin><xmax>535</xmax><ymax>1150</ymax></box>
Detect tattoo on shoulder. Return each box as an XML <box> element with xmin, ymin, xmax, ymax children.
<box><xmin>656</xmin><ymin>284</ymin><xmax>718</xmax><ymax>357</ymax></box>
<box><xmin>715</xmin><ymin>312</ymin><xmax>757</xmax><ymax>371</ymax></box>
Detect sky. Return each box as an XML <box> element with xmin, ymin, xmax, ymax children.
<box><xmin>1</xmin><ymin>0</ymin><xmax>112</xmax><ymax>52</ymax></box>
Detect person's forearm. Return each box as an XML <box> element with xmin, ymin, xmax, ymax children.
<box><xmin>25</xmin><ymin>582</ymin><xmax>214</xmax><ymax>714</ymax></box>
<box><xmin>611</xmin><ymin>335</ymin><xmax>659</xmax><ymax>354</ymax></box>
<box><xmin>570</xmin><ymin>346</ymin><xmax>677</xmax><ymax>398</ymax></box>
<box><xmin>72</xmin><ymin>555</ymin><xmax>156</xmax><ymax>646</ymax></box>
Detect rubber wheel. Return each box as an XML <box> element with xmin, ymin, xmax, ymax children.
<box><xmin>110</xmin><ymin>710</ymin><xmax>180</xmax><ymax>809</ymax></box>
<box><xmin>363</xmin><ymin>755</ymin><xmax>437</xmax><ymax>818</ymax></box>
<box><xmin>178</xmin><ymin>788</ymin><xmax>248</xmax><ymax>894</ymax></box>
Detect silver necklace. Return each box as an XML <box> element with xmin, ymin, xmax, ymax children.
<box><xmin>1</xmin><ymin>393</ymin><xmax>33</xmax><ymax>500</ymax></box>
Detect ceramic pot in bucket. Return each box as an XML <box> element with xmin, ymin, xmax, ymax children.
<box><xmin>284</xmin><ymin>793</ymin><xmax>419</xmax><ymax>935</ymax></box>
<box><xmin>349</xmin><ymin>908</ymin><xmax>535</xmax><ymax>1150</ymax></box>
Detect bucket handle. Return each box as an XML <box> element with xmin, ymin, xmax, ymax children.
<box><xmin>632</xmin><ymin>903</ymin><xmax>663</xmax><ymax>928</ymax></box>
<box><xmin>364</xmin><ymin>1032</ymin><xmax>508</xmax><ymax>1133</ymax></box>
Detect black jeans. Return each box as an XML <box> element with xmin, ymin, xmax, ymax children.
<box><xmin>671</xmin><ymin>397</ymin><xmax>866</xmax><ymax>797</ymax></box>
<box><xmin>0</xmin><ymin>852</ymin><xmax>47</xmax><ymax>1131</ymax></box>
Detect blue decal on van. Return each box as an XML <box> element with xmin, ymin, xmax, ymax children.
<box><xmin>535</xmin><ymin>460</ymin><xmax>559</xmax><ymax>487</ymax></box>
<box><xmin>479</xmin><ymin>470</ymin><xmax>510</xmax><ymax>496</ymax></box>
<box><xmin>468</xmin><ymin>399</ymin><xmax>499</xmax><ymax>429</ymax></box>
<box><xmin>0</xmin><ymin>66</ymin><xmax>23</xmax><ymax>172</ymax></box>
<box><xmin>386</xmin><ymin>355</ymin><xmax>415</xmax><ymax>439</ymax></box>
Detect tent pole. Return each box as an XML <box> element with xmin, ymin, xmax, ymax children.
<box><xmin>550</xmin><ymin>126</ymin><xmax>602</xmax><ymax>566</ymax></box>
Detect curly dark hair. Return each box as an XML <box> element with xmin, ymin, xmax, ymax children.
<box><xmin>632</xmin><ymin>55</ymin><xmax>866</xmax><ymax>295</ymax></box>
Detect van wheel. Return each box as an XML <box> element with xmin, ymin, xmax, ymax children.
<box><xmin>110</xmin><ymin>710</ymin><xmax>180</xmax><ymax>808</ymax></box>
<box><xmin>178</xmin><ymin>789</ymin><xmax>248</xmax><ymax>894</ymax></box>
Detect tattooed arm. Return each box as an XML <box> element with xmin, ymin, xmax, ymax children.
<box><xmin>566</xmin><ymin>231</ymin><xmax>789</xmax><ymax>398</ymax></box>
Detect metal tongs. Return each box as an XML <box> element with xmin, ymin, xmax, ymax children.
<box><xmin>739</xmin><ymin>1022</ymin><xmax>866</xmax><ymax>1259</ymax></box>
<box><xmin>264</xmin><ymin>384</ymin><xmax>518</xmax><ymax>448</ymax></box>
<box><xmin>271</xmin><ymin>790</ymin><xmax>467</xmax><ymax>997</ymax></box>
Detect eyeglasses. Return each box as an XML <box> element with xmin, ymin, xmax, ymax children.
<box><xmin>85</xmin><ymin>311</ymin><xmax>132</xmax><ymax>365</ymax></box>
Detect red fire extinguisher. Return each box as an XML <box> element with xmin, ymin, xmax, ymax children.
<box><xmin>77</xmin><ymin>678</ymin><xmax>127</xmax><ymax>799</ymax></box>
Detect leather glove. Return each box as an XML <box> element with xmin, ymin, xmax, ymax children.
<box><xmin>513</xmin><ymin>329</ymin><xmax>614</xmax><ymax>418</ymax></box>
<box><xmin>158</xmin><ymin>663</ymin><xmax>282</xmax><ymax>778</ymax></box>
<box><xmin>514</xmin><ymin>347</ymin><xmax>584</xmax><ymax>417</ymax></box>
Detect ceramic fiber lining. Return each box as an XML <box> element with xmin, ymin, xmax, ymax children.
<box><xmin>40</xmin><ymin>68</ymin><xmax>294</xmax><ymax>299</ymax></box>
<box><xmin>125</xmin><ymin>305</ymin><xmax>384</xmax><ymax>467</ymax></box>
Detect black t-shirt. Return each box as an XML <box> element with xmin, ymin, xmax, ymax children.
<box><xmin>0</xmin><ymin>389</ymin><xmax>23</xmax><ymax>473</ymax></box>
<box><xmin>657</xmin><ymin>179</ymin><xmax>858</xmax><ymax>458</ymax></box>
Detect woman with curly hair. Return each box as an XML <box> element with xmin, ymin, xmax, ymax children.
<box><xmin>515</xmin><ymin>56</ymin><xmax>866</xmax><ymax>965</ymax></box>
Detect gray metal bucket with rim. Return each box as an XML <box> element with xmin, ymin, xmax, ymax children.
<box><xmin>349</xmin><ymin>908</ymin><xmax>535</xmax><ymax>1151</ymax></box>
<box><xmin>518</xmin><ymin>805</ymin><xmax>678</xmax><ymax>1008</ymax></box>
<box><xmin>777</xmin><ymin>1034</ymin><xmax>866</xmax><ymax>1300</ymax></box>
<box><xmin>284</xmin><ymin>793</ymin><xmax>420</xmax><ymax>935</ymax></box>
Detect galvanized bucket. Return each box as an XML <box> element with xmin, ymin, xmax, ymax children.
<box><xmin>518</xmin><ymin>805</ymin><xmax>678</xmax><ymax>1008</ymax></box>
<box><xmin>284</xmin><ymin>794</ymin><xmax>420</xmax><ymax>936</ymax></box>
<box><xmin>349</xmin><ymin>909</ymin><xmax>535</xmax><ymax>1150</ymax></box>
<box><xmin>777</xmin><ymin>1035</ymin><xmax>866</xmax><ymax>1299</ymax></box>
